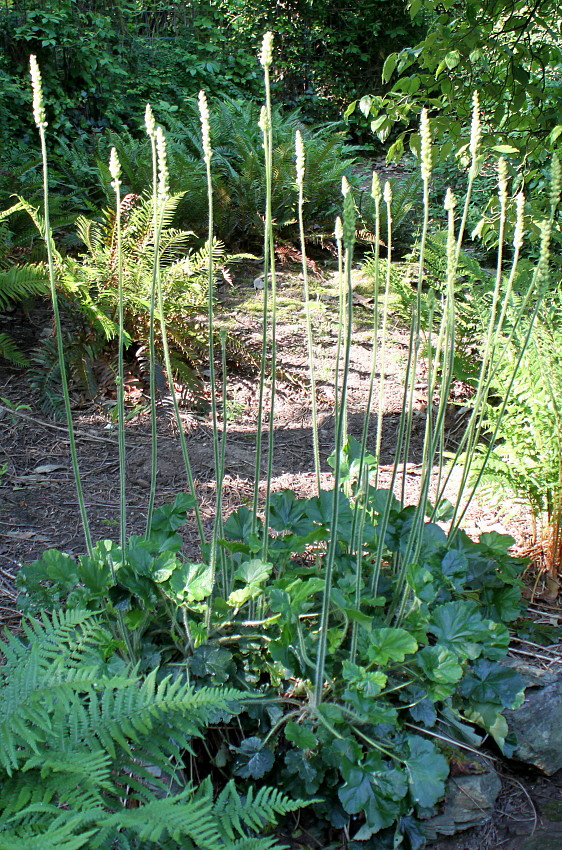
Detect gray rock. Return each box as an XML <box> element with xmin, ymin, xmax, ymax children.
<box><xmin>504</xmin><ymin>661</ymin><xmax>562</xmax><ymax>775</ymax></box>
<box><xmin>423</xmin><ymin>761</ymin><xmax>501</xmax><ymax>840</ymax></box>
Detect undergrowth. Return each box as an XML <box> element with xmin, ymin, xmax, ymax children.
<box><xmin>4</xmin><ymin>42</ymin><xmax>561</xmax><ymax>850</ymax></box>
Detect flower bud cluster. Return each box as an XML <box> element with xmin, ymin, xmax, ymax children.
<box><xmin>420</xmin><ymin>109</ymin><xmax>432</xmax><ymax>183</ymax></box>
<box><xmin>30</xmin><ymin>56</ymin><xmax>47</xmax><ymax>129</ymax></box>
<box><xmin>156</xmin><ymin>126</ymin><xmax>169</xmax><ymax>205</ymax></box>
<box><xmin>198</xmin><ymin>90</ymin><xmax>212</xmax><ymax>165</ymax></box>
<box><xmin>260</xmin><ymin>32</ymin><xmax>273</xmax><ymax>69</ymax></box>
<box><xmin>295</xmin><ymin>131</ymin><xmax>305</xmax><ymax>186</ymax></box>
<box><xmin>109</xmin><ymin>147</ymin><xmax>121</xmax><ymax>192</ymax></box>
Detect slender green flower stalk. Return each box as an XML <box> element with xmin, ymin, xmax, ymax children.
<box><xmin>369</xmin><ymin>180</ymin><xmax>395</xmax><ymax>599</ymax></box>
<box><xmin>550</xmin><ymin>154</ymin><xmax>561</xmax><ymax>221</ymax></box>
<box><xmin>253</xmin><ymin>34</ymin><xmax>278</xmax><ymax>553</ymax></box>
<box><xmin>450</xmin><ymin>215</ymin><xmax>552</xmax><ymax>537</ymax></box>
<box><xmin>349</xmin><ymin>172</ymin><xmax>383</xmax><ymax>663</ymax></box>
<box><xmin>443</xmin><ymin>152</ymin><xmax>560</xmax><ymax>539</ymax></box>
<box><xmin>147</xmin><ymin>120</ymin><xmax>204</xmax><ymax>545</ymax></box>
<box><xmin>29</xmin><ymin>56</ymin><xmax>92</xmax><ymax>556</ymax></box>
<box><xmin>219</xmin><ymin>328</ymin><xmax>229</xmax><ymax>596</ymax></box>
<box><xmin>144</xmin><ymin>104</ymin><xmax>160</xmax><ymax>532</ymax></box>
<box><xmin>394</xmin><ymin>189</ymin><xmax>459</xmax><ymax>625</ymax></box>
<box><xmin>333</xmin><ymin>215</ymin><xmax>345</xmax><ymax>453</ymax></box>
<box><xmin>313</xmin><ymin>202</ymin><xmax>354</xmax><ymax>708</ymax></box>
<box><xmin>295</xmin><ymin>130</ymin><xmax>321</xmax><ymax>493</ymax></box>
<box><xmin>109</xmin><ymin>147</ymin><xmax>127</xmax><ymax>556</ymax></box>
<box><xmin>455</xmin><ymin>92</ymin><xmax>482</xmax><ymax>259</ymax></box>
<box><xmin>399</xmin><ymin>108</ymin><xmax>432</xmax><ymax>505</ymax></box>
<box><xmin>443</xmin><ymin>157</ymin><xmax>512</xmax><ymax>532</ymax></box>
<box><xmin>251</xmin><ymin>107</ymin><xmax>271</xmax><ymax>529</ymax></box>
<box><xmin>340</xmin><ymin>177</ymin><xmax>354</xmax><ymax>449</ymax></box>
<box><xmin>374</xmin><ymin>180</ymin><xmax>394</xmax><ymax>489</ymax></box>
<box><xmin>199</xmin><ymin>89</ymin><xmax>226</xmax><ymax>621</ymax></box>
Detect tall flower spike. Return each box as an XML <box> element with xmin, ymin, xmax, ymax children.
<box><xmin>513</xmin><ymin>192</ymin><xmax>525</xmax><ymax>250</ymax></box>
<box><xmin>445</xmin><ymin>188</ymin><xmax>456</xmax><ymax>268</ymax></box>
<box><xmin>342</xmin><ymin>176</ymin><xmax>350</xmax><ymax>197</ymax></box>
<box><xmin>334</xmin><ymin>216</ymin><xmax>343</xmax><ymax>242</ymax></box>
<box><xmin>156</xmin><ymin>126</ymin><xmax>169</xmax><ymax>205</ymax></box>
<box><xmin>145</xmin><ymin>103</ymin><xmax>156</xmax><ymax>139</ymax></box>
<box><xmin>420</xmin><ymin>108</ymin><xmax>432</xmax><ymax>184</ymax></box>
<box><xmin>198</xmin><ymin>90</ymin><xmax>212</xmax><ymax>165</ymax></box>
<box><xmin>537</xmin><ymin>218</ymin><xmax>552</xmax><ymax>287</ymax></box>
<box><xmin>469</xmin><ymin>92</ymin><xmax>481</xmax><ymax>170</ymax></box>
<box><xmin>498</xmin><ymin>158</ymin><xmax>508</xmax><ymax>209</ymax></box>
<box><xmin>342</xmin><ymin>185</ymin><xmax>355</xmax><ymax>249</ymax></box>
<box><xmin>109</xmin><ymin>147</ymin><xmax>121</xmax><ymax>190</ymax></box>
<box><xmin>260</xmin><ymin>32</ymin><xmax>273</xmax><ymax>69</ymax></box>
<box><xmin>383</xmin><ymin>180</ymin><xmax>392</xmax><ymax>207</ymax></box>
<box><xmin>295</xmin><ymin>130</ymin><xmax>305</xmax><ymax>187</ymax></box>
<box><xmin>550</xmin><ymin>153</ymin><xmax>561</xmax><ymax>217</ymax></box>
<box><xmin>258</xmin><ymin>105</ymin><xmax>268</xmax><ymax>135</ymax></box>
<box><xmin>444</xmin><ymin>187</ymin><xmax>456</xmax><ymax>212</ymax></box>
<box><xmin>29</xmin><ymin>55</ymin><xmax>47</xmax><ymax>129</ymax></box>
<box><xmin>371</xmin><ymin>172</ymin><xmax>382</xmax><ymax>204</ymax></box>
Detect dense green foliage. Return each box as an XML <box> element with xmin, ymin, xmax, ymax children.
<box><xmin>17</xmin><ymin>481</ymin><xmax>526</xmax><ymax>845</ymax></box>
<box><xmin>467</xmin><ymin>291</ymin><xmax>562</xmax><ymax>576</ymax></box>
<box><xmin>351</xmin><ymin>0</ymin><xmax>562</xmax><ymax>155</ymax></box>
<box><xmin>0</xmin><ymin>0</ymin><xmax>416</xmax><ymax>147</ymax></box>
<box><xmin>3</xmin><ymin>18</ymin><xmax>562</xmax><ymax>847</ymax></box>
<box><xmin>0</xmin><ymin>607</ymin><xmax>305</xmax><ymax>848</ymax></box>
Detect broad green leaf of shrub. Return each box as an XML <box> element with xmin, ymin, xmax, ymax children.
<box><xmin>148</xmin><ymin>492</ymin><xmax>195</xmax><ymax>548</ymax></box>
<box><xmin>457</xmin><ymin>659</ymin><xmax>525</xmax><ymax>707</ymax></box>
<box><xmin>428</xmin><ymin>601</ymin><xmax>491</xmax><ymax>659</ymax></box>
<box><xmin>228</xmin><ymin>559</ymin><xmax>273</xmax><ymax>606</ymax></box>
<box><xmin>189</xmin><ymin>644</ymin><xmax>234</xmax><ymax>683</ymax></box>
<box><xmin>327</xmin><ymin>435</ymin><xmax>377</xmax><ymax>485</ymax></box>
<box><xmin>367</xmin><ymin>628</ymin><xmax>418</xmax><ymax>665</ymax></box>
<box><xmin>232</xmin><ymin>737</ymin><xmax>275</xmax><ymax>779</ymax></box>
<box><xmin>415</xmin><ymin>645</ymin><xmax>464</xmax><ymax>685</ymax></box>
<box><xmin>339</xmin><ymin>755</ymin><xmax>407</xmax><ymax>836</ymax></box>
<box><xmin>480</xmin><ymin>584</ymin><xmax>522</xmax><ymax>623</ymax></box>
<box><xmin>161</xmin><ymin>561</ymin><xmax>214</xmax><ymax>603</ymax></box>
<box><xmin>342</xmin><ymin>661</ymin><xmax>387</xmax><ymax>697</ymax></box>
<box><xmin>284</xmin><ymin>748</ymin><xmax>321</xmax><ymax>792</ymax></box>
<box><xmin>268</xmin><ymin>490</ymin><xmax>315</xmax><ymax>536</ymax></box>
<box><xmin>284</xmin><ymin>720</ymin><xmax>318</xmax><ymax>750</ymax></box>
<box><xmin>404</xmin><ymin>736</ymin><xmax>448</xmax><ymax>809</ymax></box>
<box><xmin>344</xmin><ymin>690</ymin><xmax>398</xmax><ymax>725</ymax></box>
<box><xmin>306</xmin><ymin>489</ymin><xmax>354</xmax><ymax>534</ymax></box>
<box><xmin>441</xmin><ymin>549</ymin><xmax>468</xmax><ymax>590</ymax></box>
<box><xmin>17</xmin><ymin>549</ymin><xmax>80</xmax><ymax>605</ymax></box>
<box><xmin>224</xmin><ymin>505</ymin><xmax>260</xmax><ymax>542</ymax></box>
<box><xmin>463</xmin><ymin>702</ymin><xmax>510</xmax><ymax>750</ymax></box>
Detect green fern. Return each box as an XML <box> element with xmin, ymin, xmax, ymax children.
<box><xmin>0</xmin><ymin>609</ymin><xmax>305</xmax><ymax>849</ymax></box>
<box><xmin>0</xmin><ymin>333</ymin><xmax>28</xmax><ymax>366</ymax></box>
<box><xmin>462</xmin><ymin>290</ymin><xmax>562</xmax><ymax>572</ymax></box>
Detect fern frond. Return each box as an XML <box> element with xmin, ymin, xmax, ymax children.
<box><xmin>0</xmin><ymin>264</ymin><xmax>49</xmax><ymax>310</ymax></box>
<box><xmin>214</xmin><ymin>780</ymin><xmax>306</xmax><ymax>842</ymax></box>
<box><xmin>0</xmin><ymin>333</ymin><xmax>28</xmax><ymax>366</ymax></box>
<box><xmin>0</xmin><ymin>813</ymin><xmax>95</xmax><ymax>850</ymax></box>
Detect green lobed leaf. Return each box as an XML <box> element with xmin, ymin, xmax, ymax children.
<box><xmin>404</xmin><ymin>735</ymin><xmax>449</xmax><ymax>809</ymax></box>
<box><xmin>284</xmin><ymin>720</ymin><xmax>317</xmax><ymax>750</ymax></box>
<box><xmin>367</xmin><ymin>628</ymin><xmax>418</xmax><ymax>665</ymax></box>
<box><xmin>232</xmin><ymin>737</ymin><xmax>275</xmax><ymax>779</ymax></box>
<box><xmin>428</xmin><ymin>601</ymin><xmax>490</xmax><ymax>660</ymax></box>
<box><xmin>457</xmin><ymin>658</ymin><xmax>526</xmax><ymax>707</ymax></box>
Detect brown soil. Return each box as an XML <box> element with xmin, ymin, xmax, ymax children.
<box><xmin>1</xmin><ymin>260</ymin><xmax>561</xmax><ymax>848</ymax></box>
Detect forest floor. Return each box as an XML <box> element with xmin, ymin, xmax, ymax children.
<box><xmin>1</xmin><ymin>254</ymin><xmax>562</xmax><ymax>848</ymax></box>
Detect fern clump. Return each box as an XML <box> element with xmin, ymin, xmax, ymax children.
<box><xmin>0</xmin><ymin>609</ymin><xmax>305</xmax><ymax>849</ymax></box>
<box><xmin>466</xmin><ymin>291</ymin><xmax>562</xmax><ymax>575</ymax></box>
